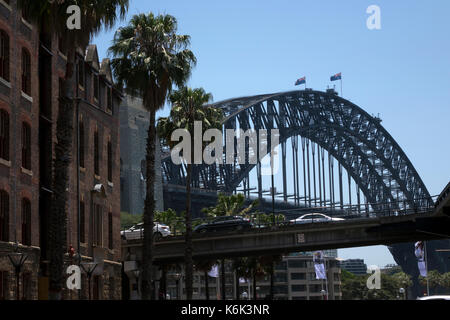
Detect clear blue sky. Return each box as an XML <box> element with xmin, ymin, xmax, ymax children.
<box><xmin>93</xmin><ymin>0</ymin><xmax>450</xmax><ymax>267</ymax></box>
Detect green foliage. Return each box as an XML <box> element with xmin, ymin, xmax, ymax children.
<box><xmin>341</xmin><ymin>270</ymin><xmax>414</xmax><ymax>300</ymax></box>
<box><xmin>202</xmin><ymin>193</ymin><xmax>258</xmax><ymax>218</ymax></box>
<box><xmin>120</xmin><ymin>212</ymin><xmax>143</xmax><ymax>230</ymax></box>
<box><xmin>251</xmin><ymin>212</ymin><xmax>286</xmax><ymax>227</ymax></box>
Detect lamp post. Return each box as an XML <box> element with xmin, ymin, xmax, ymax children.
<box><xmin>173</xmin><ymin>273</ymin><xmax>181</xmax><ymax>300</ymax></box>
<box><xmin>81</xmin><ymin>262</ymin><xmax>98</xmax><ymax>300</ymax></box>
<box><xmin>133</xmin><ymin>269</ymin><xmax>140</xmax><ymax>298</ymax></box>
<box><xmin>399</xmin><ymin>287</ymin><xmax>406</xmax><ymax>300</ymax></box>
<box><xmin>7</xmin><ymin>247</ymin><xmax>28</xmax><ymax>300</ymax></box>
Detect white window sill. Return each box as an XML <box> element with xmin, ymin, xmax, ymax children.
<box><xmin>0</xmin><ymin>0</ymin><xmax>12</xmax><ymax>11</ymax></box>
<box><xmin>21</xmin><ymin>91</ymin><xmax>33</xmax><ymax>103</ymax></box>
<box><xmin>21</xmin><ymin>18</ymin><xmax>33</xmax><ymax>30</ymax></box>
<box><xmin>21</xmin><ymin>167</ymin><xmax>33</xmax><ymax>177</ymax></box>
<box><xmin>0</xmin><ymin>77</ymin><xmax>11</xmax><ymax>88</ymax></box>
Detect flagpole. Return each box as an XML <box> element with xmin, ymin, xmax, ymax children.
<box><xmin>340</xmin><ymin>78</ymin><xmax>343</xmax><ymax>97</ymax></box>
<box><xmin>424</xmin><ymin>241</ymin><xmax>430</xmax><ymax>296</ymax></box>
<box><xmin>325</xmin><ymin>258</ymin><xmax>329</xmax><ymax>300</ymax></box>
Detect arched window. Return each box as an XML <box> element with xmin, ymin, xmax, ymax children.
<box><xmin>22</xmin><ymin>48</ymin><xmax>31</xmax><ymax>95</ymax></box>
<box><xmin>0</xmin><ymin>30</ymin><xmax>9</xmax><ymax>82</ymax></box>
<box><xmin>107</xmin><ymin>140</ymin><xmax>112</xmax><ymax>182</ymax></box>
<box><xmin>94</xmin><ymin>129</ymin><xmax>99</xmax><ymax>175</ymax></box>
<box><xmin>22</xmin><ymin>122</ymin><xmax>31</xmax><ymax>170</ymax></box>
<box><xmin>0</xmin><ymin>190</ymin><xmax>9</xmax><ymax>242</ymax></box>
<box><xmin>21</xmin><ymin>198</ymin><xmax>31</xmax><ymax>246</ymax></box>
<box><xmin>0</xmin><ymin>110</ymin><xmax>9</xmax><ymax>160</ymax></box>
<box><xmin>79</xmin><ymin>119</ymin><xmax>85</xmax><ymax>168</ymax></box>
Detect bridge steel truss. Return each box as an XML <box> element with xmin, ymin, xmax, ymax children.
<box><xmin>161</xmin><ymin>89</ymin><xmax>433</xmax><ymax>213</ymax></box>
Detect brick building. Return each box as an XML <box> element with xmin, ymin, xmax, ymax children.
<box><xmin>0</xmin><ymin>1</ymin><xmax>122</xmax><ymax>300</ymax></box>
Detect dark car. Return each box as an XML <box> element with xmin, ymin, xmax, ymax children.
<box><xmin>194</xmin><ymin>216</ymin><xmax>252</xmax><ymax>233</ymax></box>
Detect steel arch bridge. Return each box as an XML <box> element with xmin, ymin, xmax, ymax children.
<box><xmin>161</xmin><ymin>89</ymin><xmax>433</xmax><ymax>213</ymax></box>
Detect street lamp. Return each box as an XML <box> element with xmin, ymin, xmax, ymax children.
<box><xmin>81</xmin><ymin>262</ymin><xmax>98</xmax><ymax>300</ymax></box>
<box><xmin>7</xmin><ymin>246</ymin><xmax>28</xmax><ymax>300</ymax></box>
<box><xmin>399</xmin><ymin>287</ymin><xmax>406</xmax><ymax>300</ymax></box>
<box><xmin>173</xmin><ymin>273</ymin><xmax>181</xmax><ymax>300</ymax></box>
<box><xmin>133</xmin><ymin>269</ymin><xmax>140</xmax><ymax>297</ymax></box>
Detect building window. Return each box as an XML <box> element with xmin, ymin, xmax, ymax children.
<box><xmin>22</xmin><ymin>7</ymin><xmax>31</xmax><ymax>23</ymax></box>
<box><xmin>22</xmin><ymin>198</ymin><xmax>31</xmax><ymax>246</ymax></box>
<box><xmin>107</xmin><ymin>141</ymin><xmax>112</xmax><ymax>182</ymax></box>
<box><xmin>93</xmin><ymin>204</ymin><xmax>102</xmax><ymax>246</ymax></box>
<box><xmin>94</xmin><ymin>130</ymin><xmax>99</xmax><ymax>175</ymax></box>
<box><xmin>79</xmin><ymin>120</ymin><xmax>85</xmax><ymax>168</ymax></box>
<box><xmin>0</xmin><ymin>190</ymin><xmax>9</xmax><ymax>242</ymax></box>
<box><xmin>0</xmin><ymin>110</ymin><xmax>9</xmax><ymax>161</ymax></box>
<box><xmin>107</xmin><ymin>87</ymin><xmax>112</xmax><ymax>112</ymax></box>
<box><xmin>108</xmin><ymin>212</ymin><xmax>113</xmax><ymax>250</ymax></box>
<box><xmin>290</xmin><ymin>273</ymin><xmax>306</xmax><ymax>280</ymax></box>
<box><xmin>78</xmin><ymin>59</ymin><xmax>84</xmax><ymax>88</ymax></box>
<box><xmin>80</xmin><ymin>201</ymin><xmax>85</xmax><ymax>243</ymax></box>
<box><xmin>93</xmin><ymin>275</ymin><xmax>101</xmax><ymax>300</ymax></box>
<box><xmin>21</xmin><ymin>49</ymin><xmax>31</xmax><ymax>95</ymax></box>
<box><xmin>93</xmin><ymin>74</ymin><xmax>99</xmax><ymax>101</ymax></box>
<box><xmin>22</xmin><ymin>123</ymin><xmax>31</xmax><ymax>170</ymax></box>
<box><xmin>0</xmin><ymin>30</ymin><xmax>9</xmax><ymax>82</ymax></box>
<box><xmin>22</xmin><ymin>273</ymin><xmax>32</xmax><ymax>300</ymax></box>
<box><xmin>291</xmin><ymin>284</ymin><xmax>306</xmax><ymax>292</ymax></box>
<box><xmin>0</xmin><ymin>271</ymin><xmax>7</xmax><ymax>300</ymax></box>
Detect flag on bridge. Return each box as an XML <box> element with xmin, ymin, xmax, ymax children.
<box><xmin>208</xmin><ymin>265</ymin><xmax>219</xmax><ymax>278</ymax></box>
<box><xmin>295</xmin><ymin>76</ymin><xmax>306</xmax><ymax>86</ymax></box>
<box><xmin>330</xmin><ymin>72</ymin><xmax>342</xmax><ymax>81</ymax></box>
<box><xmin>415</xmin><ymin>241</ymin><xmax>427</xmax><ymax>277</ymax></box>
<box><xmin>313</xmin><ymin>251</ymin><xmax>327</xmax><ymax>280</ymax></box>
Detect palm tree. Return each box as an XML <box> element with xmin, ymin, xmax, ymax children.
<box><xmin>157</xmin><ymin>87</ymin><xmax>223</xmax><ymax>299</ymax></box>
<box><xmin>17</xmin><ymin>0</ymin><xmax>129</xmax><ymax>300</ymax></box>
<box><xmin>202</xmin><ymin>193</ymin><xmax>259</xmax><ymax>219</ymax></box>
<box><xmin>109</xmin><ymin>13</ymin><xmax>196</xmax><ymax>300</ymax></box>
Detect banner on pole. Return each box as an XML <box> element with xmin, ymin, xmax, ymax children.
<box><xmin>415</xmin><ymin>241</ymin><xmax>427</xmax><ymax>277</ymax></box>
<box><xmin>313</xmin><ymin>251</ymin><xmax>327</xmax><ymax>280</ymax></box>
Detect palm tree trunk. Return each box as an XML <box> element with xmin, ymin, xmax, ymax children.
<box><xmin>269</xmin><ymin>261</ymin><xmax>274</xmax><ymax>300</ymax></box>
<box><xmin>204</xmin><ymin>270</ymin><xmax>209</xmax><ymax>300</ymax></box>
<box><xmin>235</xmin><ymin>270</ymin><xmax>240</xmax><ymax>300</ymax></box>
<box><xmin>141</xmin><ymin>108</ymin><xmax>156</xmax><ymax>300</ymax></box>
<box><xmin>48</xmin><ymin>49</ymin><xmax>76</xmax><ymax>300</ymax></box>
<box><xmin>185</xmin><ymin>161</ymin><xmax>193</xmax><ymax>299</ymax></box>
<box><xmin>253</xmin><ymin>269</ymin><xmax>257</xmax><ymax>300</ymax></box>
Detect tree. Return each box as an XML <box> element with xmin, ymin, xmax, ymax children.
<box><xmin>419</xmin><ymin>270</ymin><xmax>442</xmax><ymax>295</ymax></box>
<box><xmin>202</xmin><ymin>193</ymin><xmax>259</xmax><ymax>219</ymax></box>
<box><xmin>157</xmin><ymin>87</ymin><xmax>222</xmax><ymax>299</ymax></box>
<box><xmin>441</xmin><ymin>272</ymin><xmax>450</xmax><ymax>293</ymax></box>
<box><xmin>392</xmin><ymin>271</ymin><xmax>412</xmax><ymax>298</ymax></box>
<box><xmin>109</xmin><ymin>13</ymin><xmax>196</xmax><ymax>299</ymax></box>
<box><xmin>121</xmin><ymin>212</ymin><xmax>143</xmax><ymax>230</ymax></box>
<box><xmin>18</xmin><ymin>0</ymin><xmax>129</xmax><ymax>300</ymax></box>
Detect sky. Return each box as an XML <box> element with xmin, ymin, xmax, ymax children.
<box><xmin>92</xmin><ymin>0</ymin><xmax>450</xmax><ymax>267</ymax></box>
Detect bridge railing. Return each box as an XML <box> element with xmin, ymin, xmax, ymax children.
<box><xmin>121</xmin><ymin>196</ymin><xmax>438</xmax><ymax>239</ymax></box>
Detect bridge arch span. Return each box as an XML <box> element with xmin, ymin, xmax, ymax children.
<box><xmin>162</xmin><ymin>89</ymin><xmax>432</xmax><ymax>210</ymax></box>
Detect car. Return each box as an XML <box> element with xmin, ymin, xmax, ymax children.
<box><xmin>417</xmin><ymin>295</ymin><xmax>450</xmax><ymax>300</ymax></box>
<box><xmin>121</xmin><ymin>222</ymin><xmax>171</xmax><ymax>240</ymax></box>
<box><xmin>289</xmin><ymin>213</ymin><xmax>345</xmax><ymax>224</ymax></box>
<box><xmin>194</xmin><ymin>216</ymin><xmax>252</xmax><ymax>233</ymax></box>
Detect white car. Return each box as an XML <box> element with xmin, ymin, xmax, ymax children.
<box><xmin>290</xmin><ymin>213</ymin><xmax>345</xmax><ymax>224</ymax></box>
<box><xmin>417</xmin><ymin>295</ymin><xmax>450</xmax><ymax>300</ymax></box>
<box><xmin>121</xmin><ymin>222</ymin><xmax>171</xmax><ymax>240</ymax></box>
